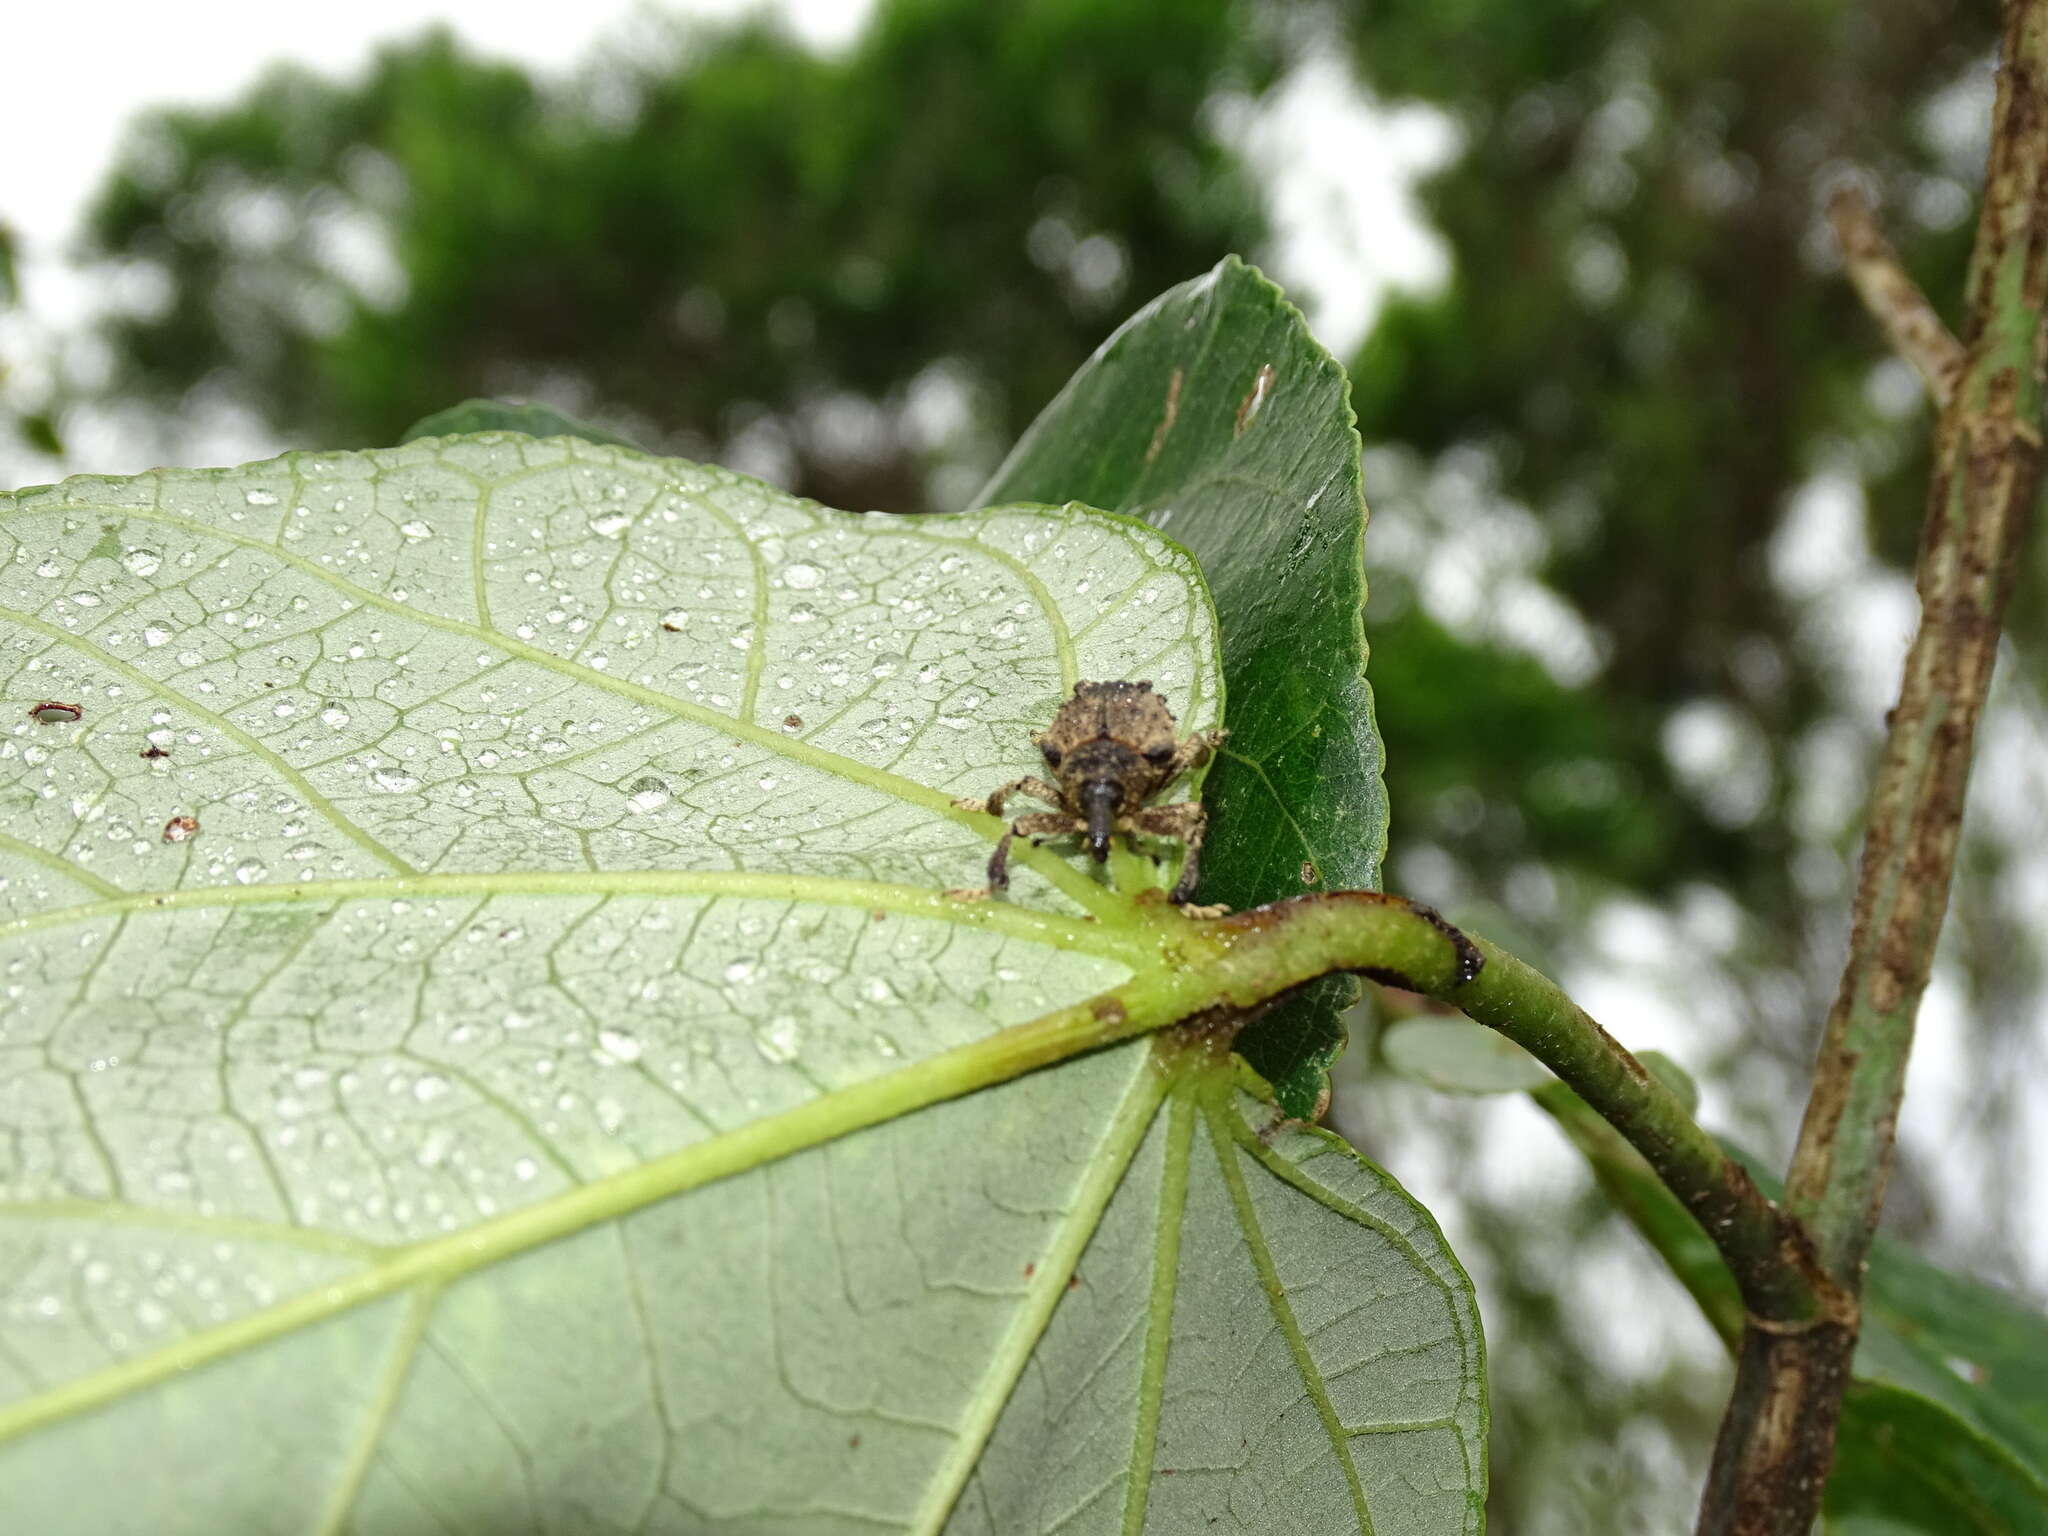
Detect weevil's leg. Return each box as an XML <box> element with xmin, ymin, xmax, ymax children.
<box><xmin>986</xmin><ymin>830</ymin><xmax>1018</xmax><ymax>893</ymax></box>
<box><xmin>986</xmin><ymin>812</ymin><xmax>1080</xmax><ymax>894</ymax></box>
<box><xmin>956</xmin><ymin>778</ymin><xmax>1026</xmax><ymax>815</ymax></box>
<box><xmin>954</xmin><ymin>775</ymin><xmax>1064</xmax><ymax>817</ymax></box>
<box><xmin>1162</xmin><ymin>727</ymin><xmax>1228</xmax><ymax>786</ymax></box>
<box><xmin>1126</xmin><ymin>801</ymin><xmax>1209</xmax><ymax>903</ymax></box>
<box><xmin>999</xmin><ymin>776</ymin><xmax>1064</xmax><ymax>817</ymax></box>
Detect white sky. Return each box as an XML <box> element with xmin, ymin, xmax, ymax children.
<box><xmin>0</xmin><ymin>1</ymin><xmax>865</xmax><ymax>254</ymax></box>
<box><xmin>0</xmin><ymin>0</ymin><xmax>1447</xmax><ymax>349</ymax></box>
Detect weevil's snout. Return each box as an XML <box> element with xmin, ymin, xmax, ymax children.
<box><xmin>1082</xmin><ymin>781</ymin><xmax>1119</xmax><ymax>860</ymax></box>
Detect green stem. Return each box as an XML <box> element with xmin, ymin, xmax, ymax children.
<box><xmin>1531</xmin><ymin>1083</ymin><xmax>1745</xmax><ymax>1349</ymax></box>
<box><xmin>1464</xmin><ymin>938</ymin><xmax>1831</xmax><ymax>1324</ymax></box>
<box><xmin>1207</xmin><ymin>893</ymin><xmax>1828</xmax><ymax>1323</ymax></box>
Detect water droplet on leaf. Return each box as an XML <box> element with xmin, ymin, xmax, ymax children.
<box><xmin>753</xmin><ymin>1016</ymin><xmax>801</xmax><ymax>1064</ymax></box>
<box><xmin>625</xmin><ymin>777</ymin><xmax>671</xmax><ymax>813</ymax></box>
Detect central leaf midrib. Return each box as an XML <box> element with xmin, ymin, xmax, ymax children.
<box><xmin>0</xmin><ymin>867</ymin><xmax>1140</xmax><ymax>961</ymax></box>
<box><xmin>0</xmin><ymin>962</ymin><xmax>1208</xmax><ymax>1452</ymax></box>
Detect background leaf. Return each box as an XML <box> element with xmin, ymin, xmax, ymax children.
<box><xmin>0</xmin><ymin>436</ymin><xmax>1481</xmax><ymax>1531</ymax></box>
<box><xmin>1825</xmin><ymin>1385</ymin><xmax>2048</xmax><ymax>1535</ymax></box>
<box><xmin>978</xmin><ymin>256</ymin><xmax>1383</xmax><ymax>1117</ymax></box>
<box><xmin>1380</xmin><ymin>1018</ymin><xmax>1551</xmax><ymax>1096</ymax></box>
<box><xmin>1528</xmin><ymin>1081</ymin><xmax>2048</xmax><ymax>1528</ymax></box>
<box><xmin>401</xmin><ymin>397</ymin><xmax>648</xmax><ymax>451</ymax></box>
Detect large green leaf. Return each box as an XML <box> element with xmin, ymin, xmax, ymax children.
<box><xmin>0</xmin><ymin>436</ymin><xmax>1483</xmax><ymax>1532</ymax></box>
<box><xmin>978</xmin><ymin>256</ymin><xmax>1385</xmax><ymax>1118</ymax></box>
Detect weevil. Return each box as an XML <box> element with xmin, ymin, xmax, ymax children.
<box><xmin>956</xmin><ymin>680</ymin><xmax>1225</xmax><ymax>905</ymax></box>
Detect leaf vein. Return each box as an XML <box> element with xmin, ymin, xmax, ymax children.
<box><xmin>1202</xmin><ymin>1086</ymin><xmax>1374</xmax><ymax>1534</ymax></box>
<box><xmin>0</xmin><ymin>603</ymin><xmax>417</xmax><ymax>877</ymax></box>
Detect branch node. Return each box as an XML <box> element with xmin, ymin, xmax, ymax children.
<box><xmin>1827</xmin><ymin>181</ymin><xmax>1966</xmax><ymax>407</ymax></box>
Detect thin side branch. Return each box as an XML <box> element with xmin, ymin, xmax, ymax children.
<box><xmin>1459</xmin><ymin>935</ymin><xmax>1845</xmax><ymax>1327</ymax></box>
<box><xmin>1829</xmin><ymin>183</ymin><xmax>1967</xmax><ymax>406</ymax></box>
<box><xmin>1700</xmin><ymin>3</ymin><xmax>2048</xmax><ymax>1530</ymax></box>
<box><xmin>1210</xmin><ymin>892</ymin><xmax>1839</xmax><ymax>1328</ymax></box>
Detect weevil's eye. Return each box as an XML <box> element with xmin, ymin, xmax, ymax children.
<box><xmin>1144</xmin><ymin>745</ymin><xmax>1174</xmax><ymax>765</ymax></box>
<box><xmin>1041</xmin><ymin>744</ymin><xmax>1062</xmax><ymax>768</ymax></box>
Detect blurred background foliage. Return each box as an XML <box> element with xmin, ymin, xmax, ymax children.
<box><xmin>7</xmin><ymin>0</ymin><xmax>2039</xmax><ymax>1527</ymax></box>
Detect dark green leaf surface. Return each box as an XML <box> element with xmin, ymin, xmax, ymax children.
<box><xmin>1857</xmin><ymin>1240</ymin><xmax>2048</xmax><ymax>1492</ymax></box>
<box><xmin>978</xmin><ymin>256</ymin><xmax>1384</xmax><ymax>1115</ymax></box>
<box><xmin>1825</xmin><ymin>1385</ymin><xmax>2048</xmax><ymax>1535</ymax></box>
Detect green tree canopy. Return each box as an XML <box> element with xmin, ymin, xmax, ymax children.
<box><xmin>80</xmin><ymin>2</ymin><xmax>1274</xmax><ymax>516</ymax></box>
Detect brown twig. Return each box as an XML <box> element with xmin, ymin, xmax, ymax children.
<box><xmin>1829</xmin><ymin>182</ymin><xmax>1967</xmax><ymax>406</ymax></box>
<box><xmin>1698</xmin><ymin>5</ymin><xmax>2048</xmax><ymax>1531</ymax></box>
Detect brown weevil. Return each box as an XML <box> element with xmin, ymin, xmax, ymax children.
<box><xmin>957</xmin><ymin>680</ymin><xmax>1225</xmax><ymax>904</ymax></box>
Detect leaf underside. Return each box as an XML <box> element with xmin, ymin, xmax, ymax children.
<box><xmin>979</xmin><ymin>256</ymin><xmax>1386</xmax><ymax>1117</ymax></box>
<box><xmin>0</xmin><ymin>438</ymin><xmax>1481</xmax><ymax>1532</ymax></box>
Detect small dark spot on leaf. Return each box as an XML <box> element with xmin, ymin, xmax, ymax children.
<box><xmin>140</xmin><ymin>745</ymin><xmax>170</xmax><ymax>760</ymax></box>
<box><xmin>1023</xmin><ymin>1261</ymin><xmax>1036</xmax><ymax>1278</ymax></box>
<box><xmin>783</xmin><ymin>714</ymin><xmax>803</xmax><ymax>731</ymax></box>
<box><xmin>1068</xmin><ymin>1273</ymin><xmax>1082</xmax><ymax>1291</ymax></box>
<box><xmin>1299</xmin><ymin>860</ymin><xmax>1318</xmax><ymax>885</ymax></box>
<box><xmin>848</xmin><ymin>1434</ymin><xmax>861</xmax><ymax>1450</ymax></box>
<box><xmin>1091</xmin><ymin>997</ymin><xmax>1127</xmax><ymax>1025</ymax></box>
<box><xmin>162</xmin><ymin>815</ymin><xmax>199</xmax><ymax>843</ymax></box>
<box><xmin>870</xmin><ymin>909</ymin><xmax>887</xmax><ymax>922</ymax></box>
<box><xmin>29</xmin><ymin>701</ymin><xmax>81</xmax><ymax>724</ymax></box>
